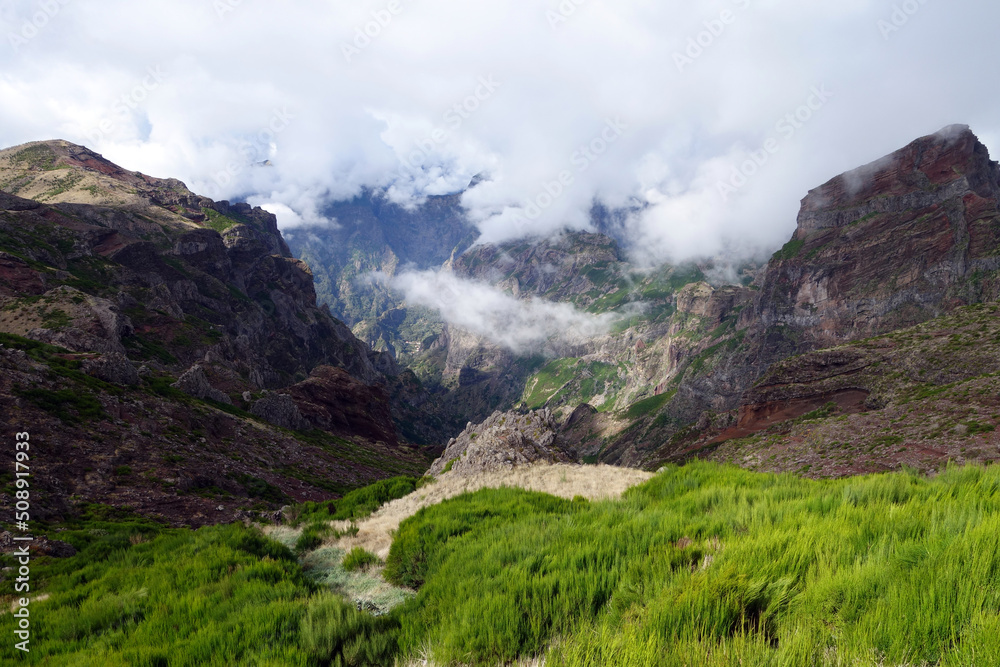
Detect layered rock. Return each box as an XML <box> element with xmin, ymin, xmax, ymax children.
<box><xmin>754</xmin><ymin>124</ymin><xmax>1000</xmax><ymax>355</ymax></box>
<box><xmin>0</xmin><ymin>140</ymin><xmax>395</xmax><ymax>396</ymax></box>
<box><xmin>285</xmin><ymin>366</ymin><xmax>399</xmax><ymax>446</ymax></box>
<box><xmin>636</xmin><ymin>125</ymin><xmax>1000</xmax><ymax>466</ymax></box>
<box><xmin>0</xmin><ymin>140</ymin><xmax>434</xmax><ymax>523</ymax></box>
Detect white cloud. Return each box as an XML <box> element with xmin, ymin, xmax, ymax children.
<box><xmin>0</xmin><ymin>0</ymin><xmax>997</xmax><ymax>265</ymax></box>
<box><xmin>390</xmin><ymin>270</ymin><xmax>616</xmax><ymax>355</ymax></box>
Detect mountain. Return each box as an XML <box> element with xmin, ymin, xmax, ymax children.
<box><xmin>284</xmin><ymin>188</ymin><xmax>478</xmax><ymax>356</ymax></box>
<box><xmin>590</xmin><ymin>124</ymin><xmax>1000</xmax><ymax>465</ymax></box>
<box><xmin>0</xmin><ymin>140</ymin><xmax>433</xmax><ymax>524</ymax></box>
<box><xmin>285</xmin><ymin>124</ymin><xmax>1000</xmax><ymax>474</ymax></box>
<box><xmin>9</xmin><ymin>123</ymin><xmax>993</xmax><ymax>528</ymax></box>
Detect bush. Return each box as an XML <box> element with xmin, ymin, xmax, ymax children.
<box><xmin>292</xmin><ymin>476</ymin><xmax>420</xmax><ymax>526</ymax></box>
<box><xmin>299</xmin><ymin>593</ymin><xmax>399</xmax><ymax>666</ymax></box>
<box><xmin>342</xmin><ymin>547</ymin><xmax>382</xmax><ymax>572</ymax></box>
<box><xmin>296</xmin><ymin>521</ymin><xmax>336</xmax><ymax>554</ymax></box>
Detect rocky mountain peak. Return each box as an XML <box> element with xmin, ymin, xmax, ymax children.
<box><xmin>0</xmin><ymin>140</ymin><xmax>291</xmax><ymax>256</ymax></box>
<box><xmin>753</xmin><ymin>124</ymin><xmax>1000</xmax><ymax>355</ymax></box>
<box><xmin>796</xmin><ymin>125</ymin><xmax>1000</xmax><ymax>235</ymax></box>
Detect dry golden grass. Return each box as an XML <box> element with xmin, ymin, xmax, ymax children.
<box><xmin>330</xmin><ymin>463</ymin><xmax>653</xmax><ymax>560</ymax></box>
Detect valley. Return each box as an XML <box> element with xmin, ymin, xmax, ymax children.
<box><xmin>3</xmin><ymin>124</ymin><xmax>1000</xmax><ymax>665</ymax></box>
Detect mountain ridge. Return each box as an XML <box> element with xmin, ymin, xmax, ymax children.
<box><xmin>0</xmin><ymin>139</ymin><xmax>435</xmax><ymax>523</ymax></box>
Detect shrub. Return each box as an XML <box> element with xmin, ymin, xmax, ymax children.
<box><xmin>342</xmin><ymin>547</ymin><xmax>382</xmax><ymax>572</ymax></box>
<box><xmin>295</xmin><ymin>521</ymin><xmax>335</xmax><ymax>554</ymax></box>
<box><xmin>292</xmin><ymin>476</ymin><xmax>420</xmax><ymax>526</ymax></box>
<box><xmin>299</xmin><ymin>593</ymin><xmax>399</xmax><ymax>666</ymax></box>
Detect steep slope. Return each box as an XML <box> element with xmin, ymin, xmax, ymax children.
<box><xmin>752</xmin><ymin>123</ymin><xmax>1000</xmax><ymax>365</ymax></box>
<box><xmin>614</xmin><ymin>124</ymin><xmax>1000</xmax><ymax>466</ymax></box>
<box><xmin>389</xmin><ymin>125</ymin><xmax>1000</xmax><ymax>470</ymax></box>
<box><xmin>409</xmin><ymin>232</ymin><xmax>757</xmax><ymax>427</ymax></box>
<box><xmin>681</xmin><ymin>302</ymin><xmax>1000</xmax><ymax>477</ymax></box>
<box><xmin>284</xmin><ymin>188</ymin><xmax>478</xmax><ymax>355</ymax></box>
<box><xmin>0</xmin><ymin>140</ymin><xmax>432</xmax><ymax>523</ymax></box>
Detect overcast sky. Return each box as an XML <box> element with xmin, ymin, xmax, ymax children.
<box><xmin>2</xmin><ymin>0</ymin><xmax>998</xmax><ymax>267</ymax></box>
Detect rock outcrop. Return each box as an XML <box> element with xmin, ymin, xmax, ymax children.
<box><xmin>0</xmin><ymin>140</ymin><xmax>433</xmax><ymax>524</ymax></box>
<box><xmin>285</xmin><ymin>366</ymin><xmax>399</xmax><ymax>446</ymax></box>
<box><xmin>753</xmin><ymin>124</ymin><xmax>1000</xmax><ymax>357</ymax></box>
<box><xmin>428</xmin><ymin>409</ymin><xmax>575</xmax><ymax>475</ymax></box>
<box><xmin>172</xmin><ymin>364</ymin><xmax>233</xmax><ymax>405</ymax></box>
<box><xmin>251</xmin><ymin>392</ymin><xmax>309</xmax><ymax>431</ymax></box>
<box><xmin>630</xmin><ymin>125</ymin><xmax>1000</xmax><ymax>466</ymax></box>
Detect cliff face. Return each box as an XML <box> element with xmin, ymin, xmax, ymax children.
<box><xmin>400</xmin><ymin>231</ymin><xmax>759</xmax><ymax>451</ymax></box>
<box><xmin>632</xmin><ymin>125</ymin><xmax>1000</xmax><ymax>467</ymax></box>
<box><xmin>753</xmin><ymin>124</ymin><xmax>1000</xmax><ymax>359</ymax></box>
<box><xmin>284</xmin><ymin>187</ymin><xmax>478</xmax><ymax>356</ymax></box>
<box><xmin>0</xmin><ymin>140</ymin><xmax>431</xmax><ymax>523</ymax></box>
<box><xmin>403</xmin><ymin>126</ymin><xmax>1000</xmax><ymax>470</ymax></box>
<box><xmin>0</xmin><ymin>140</ymin><xmax>394</xmax><ymax>389</ymax></box>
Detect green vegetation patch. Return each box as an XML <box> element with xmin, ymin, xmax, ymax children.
<box><xmin>231</xmin><ymin>473</ymin><xmax>290</xmax><ymax>505</ymax></box>
<box><xmin>201</xmin><ymin>207</ymin><xmax>242</xmax><ymax>233</ymax></box>
<box><xmin>10</xmin><ymin>143</ymin><xmax>59</xmax><ymax>170</ymax></box>
<box><xmin>623</xmin><ymin>389</ymin><xmax>676</xmax><ymax>420</ymax></box>
<box><xmin>379</xmin><ymin>462</ymin><xmax>1000</xmax><ymax>665</ymax></box>
<box><xmin>522</xmin><ymin>359</ymin><xmax>627</xmax><ymax>411</ymax></box>
<box><xmin>342</xmin><ymin>547</ymin><xmax>382</xmax><ymax>572</ymax></box>
<box><xmin>290</xmin><ymin>476</ymin><xmax>422</xmax><ymax>526</ymax></box>
<box><xmin>0</xmin><ymin>513</ymin><xmax>394</xmax><ymax>666</ymax></box>
<box><xmin>14</xmin><ymin>386</ymin><xmax>106</xmax><ymax>423</ymax></box>
<box><xmin>522</xmin><ymin>358</ymin><xmax>581</xmax><ymax>409</ymax></box>
<box><xmin>12</xmin><ymin>464</ymin><xmax>1000</xmax><ymax>665</ymax></box>
<box><xmin>771</xmin><ymin>237</ymin><xmax>805</xmax><ymax>262</ymax></box>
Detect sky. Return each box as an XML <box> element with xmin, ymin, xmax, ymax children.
<box><xmin>1</xmin><ymin>0</ymin><xmax>999</xmax><ymax>350</ymax></box>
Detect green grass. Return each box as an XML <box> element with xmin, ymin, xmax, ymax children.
<box><xmin>15</xmin><ymin>463</ymin><xmax>1000</xmax><ymax>665</ymax></box>
<box><xmin>382</xmin><ymin>462</ymin><xmax>1000</xmax><ymax>665</ymax></box>
<box><xmin>622</xmin><ymin>389</ymin><xmax>676</xmax><ymax>420</ymax></box>
<box><xmin>771</xmin><ymin>237</ymin><xmax>805</xmax><ymax>262</ymax></box>
<box><xmin>342</xmin><ymin>547</ymin><xmax>382</xmax><ymax>572</ymax></box>
<box><xmin>290</xmin><ymin>476</ymin><xmax>422</xmax><ymax>526</ymax></box>
<box><xmin>522</xmin><ymin>358</ymin><xmax>580</xmax><ymax>408</ymax></box>
<box><xmin>0</xmin><ymin>513</ymin><xmax>393</xmax><ymax>665</ymax></box>
<box><xmin>201</xmin><ymin>207</ymin><xmax>242</xmax><ymax>233</ymax></box>
<box><xmin>522</xmin><ymin>358</ymin><xmax>627</xmax><ymax>411</ymax></box>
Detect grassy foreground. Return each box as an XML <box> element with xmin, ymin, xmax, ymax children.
<box><xmin>8</xmin><ymin>462</ymin><xmax>1000</xmax><ymax>665</ymax></box>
